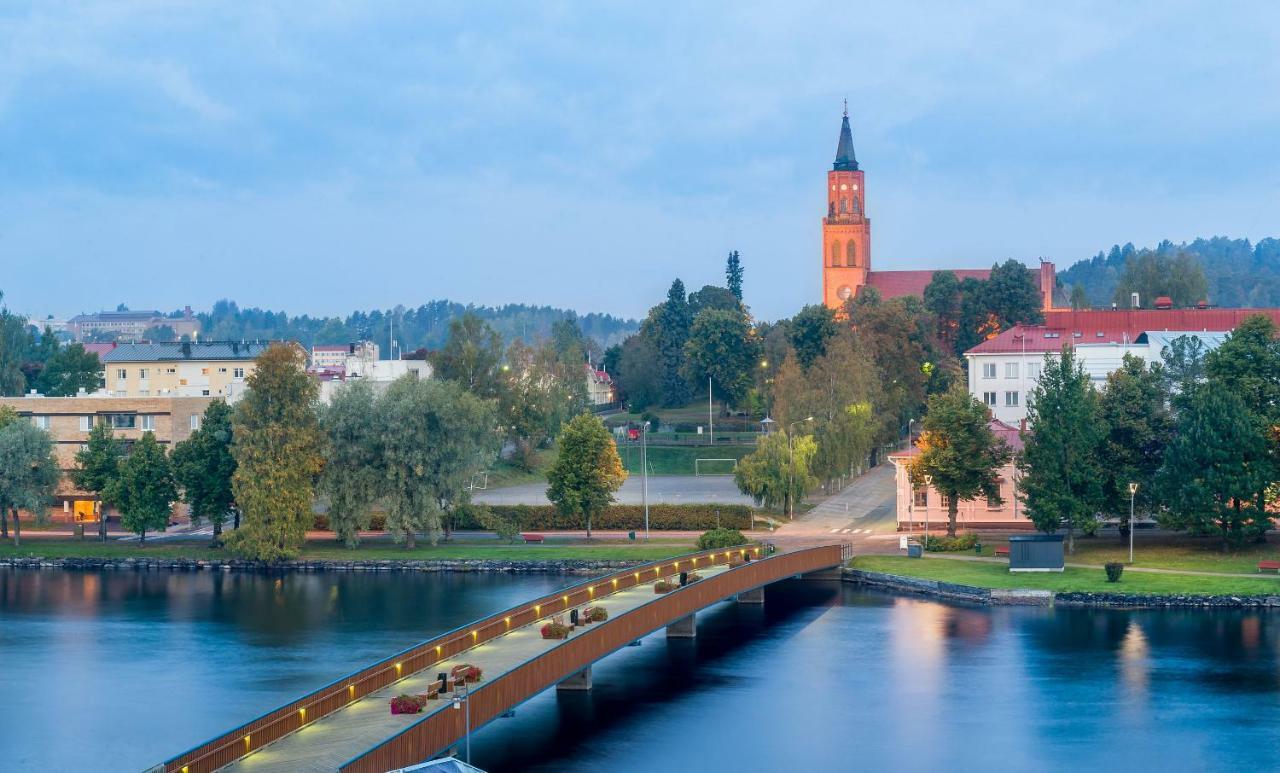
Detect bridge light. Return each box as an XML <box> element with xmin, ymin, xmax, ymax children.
<box><xmin>395</xmin><ymin>662</ymin><xmax>402</xmax><ymax>670</ymax></box>
<box><xmin>436</xmin><ymin>645</ymin><xmax>442</xmax><ymax>654</ymax></box>
<box><xmin>471</xmin><ymin>630</ymin><xmax>478</xmax><ymax>640</ymax></box>
<box><xmin>244</xmin><ymin>735</ymin><xmax>251</xmax><ymax>745</ymax></box>
<box><xmin>562</xmin><ymin>595</ymin><xmax>569</xmax><ymax>604</ymax></box>
<box><xmin>505</xmin><ymin>616</ymin><xmax>511</xmax><ymax>626</ymax></box>
<box><xmin>535</xmin><ymin>604</ymin><xmax>541</xmax><ymax>614</ymax></box>
<box><xmin>299</xmin><ymin>708</ymin><xmax>306</xmax><ymax>720</ymax></box>
<box><xmin>612</xmin><ymin>578</ymin><xmax>618</xmax><ymax>587</ymax></box>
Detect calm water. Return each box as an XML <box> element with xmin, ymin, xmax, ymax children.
<box><xmin>1</xmin><ymin>571</ymin><xmax>1278</xmax><ymax>773</ymax></box>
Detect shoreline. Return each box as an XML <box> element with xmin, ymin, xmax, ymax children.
<box><xmin>843</xmin><ymin>567</ymin><xmax>1280</xmax><ymax>608</ymax></box>
<box><xmin>0</xmin><ymin>556</ymin><xmax>645</xmax><ymax>574</ymax></box>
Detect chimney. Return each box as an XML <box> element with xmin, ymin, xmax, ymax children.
<box><xmin>1130</xmin><ymin>292</ymin><xmax>1140</xmax><ymax>309</ymax></box>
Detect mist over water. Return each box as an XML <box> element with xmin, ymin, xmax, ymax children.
<box><xmin>1</xmin><ymin>571</ymin><xmax>1276</xmax><ymax>772</ymax></box>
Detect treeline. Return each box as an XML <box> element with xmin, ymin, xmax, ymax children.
<box><xmin>194</xmin><ymin>298</ymin><xmax>638</xmax><ymax>352</ymax></box>
<box><xmin>0</xmin><ymin>292</ymin><xmax>102</xmax><ymax>396</ymax></box>
<box><xmin>1059</xmin><ymin>236</ymin><xmax>1280</xmax><ymax>308</ymax></box>
<box><xmin>912</xmin><ymin>316</ymin><xmax>1280</xmax><ymax>551</ymax></box>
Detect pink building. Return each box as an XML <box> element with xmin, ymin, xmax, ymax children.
<box><xmin>888</xmin><ymin>419</ymin><xmax>1033</xmax><ymax>531</ymax></box>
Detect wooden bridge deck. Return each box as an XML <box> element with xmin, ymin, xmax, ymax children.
<box><xmin>163</xmin><ymin>543</ymin><xmax>845</xmax><ymax>773</ymax></box>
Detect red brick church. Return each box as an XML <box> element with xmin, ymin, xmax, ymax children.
<box><xmin>821</xmin><ymin>106</ymin><xmax>1057</xmax><ymax>311</ymax></box>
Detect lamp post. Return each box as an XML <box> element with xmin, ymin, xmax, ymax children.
<box><xmin>923</xmin><ymin>474</ymin><xmax>933</xmax><ymax>551</ymax></box>
<box><xmin>642</xmin><ymin>420</ymin><xmax>650</xmax><ymax>541</ymax></box>
<box><xmin>1128</xmin><ymin>482</ymin><xmax>1138</xmax><ymax>564</ymax></box>
<box><xmin>452</xmin><ymin>678</ymin><xmax>471</xmax><ymax>764</ymax></box>
<box><xmin>787</xmin><ymin>417</ymin><xmax>814</xmax><ymax>520</ymax></box>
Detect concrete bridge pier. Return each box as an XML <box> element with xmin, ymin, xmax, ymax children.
<box><xmin>736</xmin><ymin>586</ymin><xmax>765</xmax><ymax>604</ymax></box>
<box><xmin>557</xmin><ymin>667</ymin><xmax>593</xmax><ymax>691</ymax></box>
<box><xmin>666</xmin><ymin>614</ymin><xmax>697</xmax><ymax>638</ymax></box>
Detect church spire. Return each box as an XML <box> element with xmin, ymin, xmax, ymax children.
<box><xmin>833</xmin><ymin>102</ymin><xmax>858</xmax><ymax>171</ymax></box>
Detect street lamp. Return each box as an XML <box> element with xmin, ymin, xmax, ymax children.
<box><xmin>787</xmin><ymin>416</ymin><xmax>814</xmax><ymax>520</ymax></box>
<box><xmin>923</xmin><ymin>474</ymin><xmax>933</xmax><ymax>551</ymax></box>
<box><xmin>642</xmin><ymin>420</ymin><xmax>650</xmax><ymax>541</ymax></box>
<box><xmin>1128</xmin><ymin>482</ymin><xmax>1139</xmax><ymax>564</ymax></box>
<box><xmin>451</xmin><ymin>678</ymin><xmax>471</xmax><ymax>764</ymax></box>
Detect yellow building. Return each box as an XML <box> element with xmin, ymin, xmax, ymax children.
<box><xmin>101</xmin><ymin>341</ymin><xmax>271</xmax><ymax>400</ymax></box>
<box><xmin>0</xmin><ymin>394</ymin><xmax>214</xmax><ymax>523</ymax></box>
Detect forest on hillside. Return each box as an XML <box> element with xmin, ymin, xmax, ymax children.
<box><xmin>190</xmin><ymin>299</ymin><xmax>638</xmax><ymax>354</ymax></box>
<box><xmin>1060</xmin><ymin>237</ymin><xmax>1280</xmax><ymax>308</ymax></box>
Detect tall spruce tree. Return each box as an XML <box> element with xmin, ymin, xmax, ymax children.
<box><xmin>171</xmin><ymin>401</ymin><xmax>238</xmax><ymax>545</ymax></box>
<box><xmin>229</xmin><ymin>344</ymin><xmax>325</xmax><ymax>561</ymax></box>
<box><xmin>907</xmin><ymin>385</ymin><xmax>1012</xmax><ymax>537</ymax></box>
<box><xmin>726</xmin><ymin>250</ymin><xmax>744</xmax><ymax>301</ymax></box>
<box><xmin>1018</xmin><ymin>347</ymin><xmax>1105</xmax><ymax>553</ymax></box>
<box><xmin>1096</xmin><ymin>354</ymin><xmax>1173</xmax><ymax>539</ymax></box>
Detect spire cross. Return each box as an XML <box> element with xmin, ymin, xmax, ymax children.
<box><xmin>843</xmin><ymin>98</ymin><xmax>848</xmax><ymax>118</ymax></box>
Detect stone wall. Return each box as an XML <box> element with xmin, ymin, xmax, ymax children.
<box><xmin>0</xmin><ymin>557</ymin><xmax>644</xmax><ymax>574</ymax></box>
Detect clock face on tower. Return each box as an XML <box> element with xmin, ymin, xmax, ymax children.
<box><xmin>837</xmin><ymin>285</ymin><xmax>853</xmax><ymax>301</ymax></box>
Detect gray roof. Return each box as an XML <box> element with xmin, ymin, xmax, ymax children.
<box><xmin>833</xmin><ymin>109</ymin><xmax>858</xmax><ymax>171</ymax></box>
<box><xmin>1137</xmin><ymin>330</ymin><xmax>1231</xmax><ymax>350</ymax></box>
<box><xmin>69</xmin><ymin>310</ymin><xmax>166</xmax><ymax>323</ymax></box>
<box><xmin>102</xmin><ymin>341</ymin><xmax>273</xmax><ymax>362</ymax></box>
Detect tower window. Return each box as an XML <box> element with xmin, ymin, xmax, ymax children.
<box><xmin>846</xmin><ymin>241</ymin><xmax>857</xmax><ymax>268</ymax></box>
<box><xmin>829</xmin><ymin>201</ymin><xmax>835</xmax><ymax>218</ymax></box>
<box><xmin>830</xmin><ymin>241</ymin><xmax>840</xmax><ymax>267</ymax></box>
<box><xmin>840</xmin><ymin>198</ymin><xmax>848</xmax><ymax>214</ymax></box>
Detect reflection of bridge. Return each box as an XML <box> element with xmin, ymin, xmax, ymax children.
<box><xmin>162</xmin><ymin>543</ymin><xmax>846</xmax><ymax>773</ymax></box>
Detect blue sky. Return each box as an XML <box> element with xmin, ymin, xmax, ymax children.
<box><xmin>1</xmin><ymin>1</ymin><xmax>1278</xmax><ymax>322</ymax></box>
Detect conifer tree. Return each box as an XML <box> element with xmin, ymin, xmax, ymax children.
<box><xmin>107</xmin><ymin>432</ymin><xmax>177</xmax><ymax>545</ymax></box>
<box><xmin>172</xmin><ymin>401</ymin><xmax>237</xmax><ymax>545</ymax></box>
<box><xmin>726</xmin><ymin>250</ymin><xmax>744</xmax><ymax>301</ymax></box>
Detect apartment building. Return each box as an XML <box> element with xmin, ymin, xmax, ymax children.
<box><xmin>101</xmin><ymin>341</ymin><xmax>271</xmax><ymax>401</ymax></box>
<box><xmin>0</xmin><ymin>394</ymin><xmax>213</xmax><ymax>522</ymax></box>
<box><xmin>66</xmin><ymin>307</ymin><xmax>200</xmax><ymax>342</ymax></box>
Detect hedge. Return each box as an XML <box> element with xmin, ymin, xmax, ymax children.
<box><xmin>312</xmin><ymin>504</ymin><xmax>753</xmax><ymax>533</ymax></box>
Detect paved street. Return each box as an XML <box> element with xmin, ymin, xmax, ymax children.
<box><xmin>475</xmin><ymin>475</ymin><xmax>755</xmax><ymax>507</ymax></box>
<box><xmin>772</xmin><ymin>464</ymin><xmax>901</xmax><ymax>554</ymax></box>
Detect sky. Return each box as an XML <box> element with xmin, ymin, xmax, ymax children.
<box><xmin>1</xmin><ymin>1</ymin><xmax>1278</xmax><ymax>323</ymax></box>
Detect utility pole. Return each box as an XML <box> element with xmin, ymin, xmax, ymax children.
<box><xmin>708</xmin><ymin>376</ymin><xmax>714</xmax><ymax>446</ymax></box>
<box><xmin>642</xmin><ymin>421</ymin><xmax>650</xmax><ymax>541</ymax></box>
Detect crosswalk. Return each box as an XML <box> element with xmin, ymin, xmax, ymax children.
<box><xmin>829</xmin><ymin>527</ymin><xmax>875</xmax><ymax>535</ymax></box>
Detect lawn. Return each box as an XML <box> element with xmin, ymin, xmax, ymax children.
<box><xmin>971</xmin><ymin>535</ymin><xmax>1279</xmax><ymax>575</ymax></box>
<box><xmin>616</xmin><ymin>443</ymin><xmax>755</xmax><ymax>475</ymax></box>
<box><xmin>0</xmin><ymin>537</ymin><xmax>698</xmax><ymax>562</ymax></box>
<box><xmin>851</xmin><ymin>555</ymin><xmax>1280</xmax><ymax>596</ymax></box>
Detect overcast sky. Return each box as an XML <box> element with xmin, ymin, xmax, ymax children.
<box><xmin>1</xmin><ymin>1</ymin><xmax>1278</xmax><ymax>322</ymax></box>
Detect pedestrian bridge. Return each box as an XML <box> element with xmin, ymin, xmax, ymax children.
<box><xmin>161</xmin><ymin>542</ymin><xmax>847</xmax><ymax>773</ymax></box>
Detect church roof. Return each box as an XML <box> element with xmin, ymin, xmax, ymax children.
<box><xmin>833</xmin><ymin>106</ymin><xmax>858</xmax><ymax>171</ymax></box>
<box><xmin>865</xmin><ymin>269</ymin><xmax>994</xmax><ymax>299</ymax></box>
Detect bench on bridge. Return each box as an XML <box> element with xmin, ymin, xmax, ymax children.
<box><xmin>521</xmin><ymin>533</ymin><xmax>545</xmax><ymax>544</ymax></box>
<box><xmin>995</xmin><ymin>546</ymin><xmax>1010</xmax><ymax>558</ymax></box>
<box><xmin>451</xmin><ymin>664</ymin><xmax>482</xmax><ymax>684</ymax></box>
<box><xmin>1258</xmin><ymin>560</ymin><xmax>1280</xmax><ymax>573</ymax></box>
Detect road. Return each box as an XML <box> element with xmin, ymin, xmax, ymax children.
<box><xmin>772</xmin><ymin>464</ymin><xmax>901</xmax><ymax>554</ymax></box>
<box><xmin>474</xmin><ymin>475</ymin><xmax>755</xmax><ymax>506</ymax></box>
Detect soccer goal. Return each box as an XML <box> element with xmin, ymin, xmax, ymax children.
<box><xmin>694</xmin><ymin>458</ymin><xmax>738</xmax><ymax>476</ymax></box>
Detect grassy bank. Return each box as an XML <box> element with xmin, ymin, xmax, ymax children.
<box><xmin>616</xmin><ymin>444</ymin><xmax>754</xmax><ymax>475</ymax></box>
<box><xmin>971</xmin><ymin>536</ymin><xmax>1279</xmax><ymax>575</ymax></box>
<box><xmin>852</xmin><ymin>555</ymin><xmax>1280</xmax><ymax>596</ymax></box>
<box><xmin>0</xmin><ymin>538</ymin><xmax>697</xmax><ymax>563</ymax></box>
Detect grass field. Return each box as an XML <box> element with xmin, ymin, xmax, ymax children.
<box><xmin>616</xmin><ymin>443</ymin><xmax>754</xmax><ymax>475</ymax></box>
<box><xmin>852</xmin><ymin>555</ymin><xmax>1280</xmax><ymax>596</ymax></box>
<box><xmin>970</xmin><ymin>535</ymin><xmax>1279</xmax><ymax>575</ymax></box>
<box><xmin>0</xmin><ymin>538</ymin><xmax>698</xmax><ymax>562</ymax></box>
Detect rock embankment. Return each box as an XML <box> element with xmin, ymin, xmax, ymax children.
<box><xmin>0</xmin><ymin>557</ymin><xmax>644</xmax><ymax>574</ymax></box>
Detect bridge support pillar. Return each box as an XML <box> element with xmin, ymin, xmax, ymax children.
<box><xmin>666</xmin><ymin>614</ymin><xmax>697</xmax><ymax>638</ymax></box>
<box><xmin>557</xmin><ymin>667</ymin><xmax>593</xmax><ymax>691</ymax></box>
<box><xmin>736</xmin><ymin>586</ymin><xmax>765</xmax><ymax>604</ymax></box>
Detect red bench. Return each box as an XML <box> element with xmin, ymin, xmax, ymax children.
<box><xmin>521</xmin><ymin>533</ymin><xmax>545</xmax><ymax>544</ymax></box>
<box><xmin>995</xmin><ymin>546</ymin><xmax>1010</xmax><ymax>557</ymax></box>
<box><xmin>1258</xmin><ymin>560</ymin><xmax>1280</xmax><ymax>573</ymax></box>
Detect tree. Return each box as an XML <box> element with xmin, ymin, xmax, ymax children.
<box><xmin>923</xmin><ymin>270</ymin><xmax>963</xmax><ymax>350</ymax></box>
<box><xmin>0</xmin><ymin>420</ymin><xmax>58</xmax><ymax>547</ymax></box>
<box><xmin>726</xmin><ymin>250</ymin><xmax>743</xmax><ymax>301</ymax></box>
<box><xmin>71</xmin><ymin>423</ymin><xmax>123</xmax><ymax>541</ymax></box>
<box><xmin>1112</xmin><ymin>250</ymin><xmax>1208</xmax><ymax>308</ymax></box>
<box><xmin>653</xmin><ymin>279</ymin><xmax>693</xmax><ymax>407</ymax></box>
<box><xmin>380</xmin><ymin>376</ymin><xmax>499</xmax><ymax>546</ymax></box>
<box><xmin>35</xmin><ymin>343</ymin><xmax>102</xmax><ymax>396</ymax></box>
<box><xmin>171</xmin><ymin>401</ymin><xmax>238</xmax><ymax>545</ymax></box>
<box><xmin>1096</xmin><ymin>355</ymin><xmax>1173</xmax><ymax>538</ymax></box>
<box><xmin>1204</xmin><ymin>315</ymin><xmax>1280</xmax><ymax>423</ymax></box>
<box><xmin>615</xmin><ymin>334</ymin><xmax>661</xmax><ymax>411</ymax></box>
<box><xmin>316</xmin><ymin>380</ymin><xmax>381</xmax><ymax>546</ymax></box>
<box><xmin>788</xmin><ymin>304</ymin><xmax>839</xmax><ymax>370</ymax></box>
<box><xmin>431</xmin><ymin>312</ymin><xmax>503</xmax><ymax>399</ymax></box>
<box><xmin>0</xmin><ymin>291</ymin><xmax>34</xmax><ymax>396</ymax></box>
<box><xmin>907</xmin><ymin>385</ymin><xmax>1012</xmax><ymax>537</ymax></box>
<box><xmin>683</xmin><ymin>308</ymin><xmax>759</xmax><ymax>407</ymax></box>
<box><xmin>106</xmin><ymin>433</ymin><xmax>177</xmax><ymax>545</ymax></box>
<box><xmin>687</xmin><ymin>284</ymin><xmax>740</xmax><ymax>316</ymax></box>
<box><xmin>501</xmin><ymin>339</ymin><xmax>587</xmax><ymax>470</ymax></box>
<box><xmin>734</xmin><ymin>430</ymin><xmax>817</xmax><ymax>514</ymax></box>
<box><xmin>1069</xmin><ymin>284</ymin><xmax>1090</xmax><ymax>310</ymax></box>
<box><xmin>142</xmin><ymin>324</ymin><xmax>178</xmax><ymax>342</ymax></box>
<box><xmin>1161</xmin><ymin>334</ymin><xmax>1207</xmax><ymax>393</ymax></box>
<box><xmin>546</xmin><ymin>413</ymin><xmax>626</xmax><ymax>538</ymax></box>
<box><xmin>0</xmin><ymin>406</ymin><xmax>15</xmax><ymax>538</ymax></box>
<box><xmin>1157</xmin><ymin>387</ymin><xmax>1270</xmax><ymax>548</ymax></box>
<box><xmin>1018</xmin><ymin>347</ymin><xmax>1105</xmax><ymax>553</ymax></box>
<box><xmin>229</xmin><ymin>344</ymin><xmax>325</xmax><ymax>561</ymax></box>
<box><xmin>984</xmin><ymin>259</ymin><xmax>1045</xmax><ymax>329</ymax></box>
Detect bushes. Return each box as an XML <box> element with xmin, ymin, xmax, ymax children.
<box><xmin>697</xmin><ymin>527</ymin><xmax>747</xmax><ymax>550</ymax></box>
<box><xmin>1105</xmin><ymin>562</ymin><xmax>1125</xmax><ymax>583</ymax></box>
<box><xmin>314</xmin><ymin>504</ymin><xmax>753</xmax><ymax>533</ymax></box>
<box><xmin>541</xmin><ymin>622</ymin><xmax>570</xmax><ymax>640</ymax></box>
<box><xmin>654</xmin><ymin>579</ymin><xmax>675</xmax><ymax>594</ymax></box>
<box><xmin>390</xmin><ymin>694</ymin><xmax>425</xmax><ymax>715</ymax></box>
<box><xmin>923</xmin><ymin>533</ymin><xmax>980</xmax><ymax>552</ymax></box>
<box><xmin>584</xmin><ymin>606</ymin><xmax>608</xmax><ymax>623</ymax></box>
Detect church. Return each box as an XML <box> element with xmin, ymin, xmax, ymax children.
<box><xmin>820</xmin><ymin>106</ymin><xmax>1057</xmax><ymax>311</ymax></box>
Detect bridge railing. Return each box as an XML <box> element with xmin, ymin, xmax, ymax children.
<box><xmin>338</xmin><ymin>543</ymin><xmax>846</xmax><ymax>772</ymax></box>
<box><xmin>163</xmin><ymin>543</ymin><xmax>770</xmax><ymax>773</ymax></box>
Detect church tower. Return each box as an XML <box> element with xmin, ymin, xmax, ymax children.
<box><xmin>822</xmin><ymin>103</ymin><xmax>871</xmax><ymax>309</ymax></box>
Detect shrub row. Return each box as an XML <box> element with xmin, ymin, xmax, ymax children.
<box><xmin>312</xmin><ymin>503</ymin><xmax>753</xmax><ymax>533</ymax></box>
<box><xmin>923</xmin><ymin>533</ymin><xmax>980</xmax><ymax>552</ymax></box>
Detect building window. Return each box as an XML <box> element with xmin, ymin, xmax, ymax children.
<box><xmin>107</xmin><ymin>414</ymin><xmax>136</xmax><ymax>430</ymax></box>
<box><xmin>1005</xmin><ymin>362</ymin><xmax>1018</xmax><ymax>378</ymax></box>
<box><xmin>190</xmin><ymin>415</ymin><xmax>202</xmax><ymax>431</ymax></box>
<box><xmin>1005</xmin><ymin>391</ymin><xmax>1019</xmax><ymax>407</ymax></box>
<box><xmin>983</xmin><ymin>392</ymin><xmax>997</xmax><ymax>407</ymax></box>
<box><xmin>982</xmin><ymin>363</ymin><xmax>997</xmax><ymax>379</ymax></box>
<box><xmin>32</xmin><ymin>415</ymin><xmax>50</xmax><ymax>430</ymax></box>
<box><xmin>116</xmin><ymin>368</ymin><xmax>127</xmax><ymax>380</ymax></box>
<box><xmin>1027</xmin><ymin>363</ymin><xmax>1041</xmax><ymax>379</ymax></box>
<box><xmin>913</xmin><ymin>489</ymin><xmax>928</xmax><ymax>508</ymax></box>
<box><xmin>201</xmin><ymin>368</ymin><xmax>209</xmax><ymax>375</ymax></box>
<box><xmin>202</xmin><ymin>390</ymin><xmax>210</xmax><ymax>396</ymax></box>
<box><xmin>840</xmin><ymin>197</ymin><xmax>848</xmax><ymax>214</ymax></box>
<box><xmin>217</xmin><ymin>367</ymin><xmax>227</xmax><ymax>373</ymax></box>
<box><xmin>987</xmin><ymin>493</ymin><xmax>1002</xmax><ymax>510</ymax></box>
<box><xmin>233</xmin><ymin>368</ymin><xmax>245</xmax><ymax>379</ymax></box>
<box><xmin>139</xmin><ymin>368</ymin><xmax>148</xmax><ymax>380</ymax></box>
<box><xmin>846</xmin><ymin>241</ymin><xmax>857</xmax><ymax>268</ymax></box>
<box><xmin>830</xmin><ymin>241</ymin><xmax>840</xmax><ymax>267</ymax></box>
<box><xmin>939</xmin><ymin>494</ymin><xmax>952</xmax><ymax>509</ymax></box>
<box><xmin>166</xmin><ymin>368</ymin><xmax>176</xmax><ymax>374</ymax></box>
<box><xmin>79</xmin><ymin>416</ymin><xmax>92</xmax><ymax>432</ymax></box>
<box><xmin>140</xmin><ymin>415</ymin><xmax>155</xmax><ymax>431</ymax></box>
